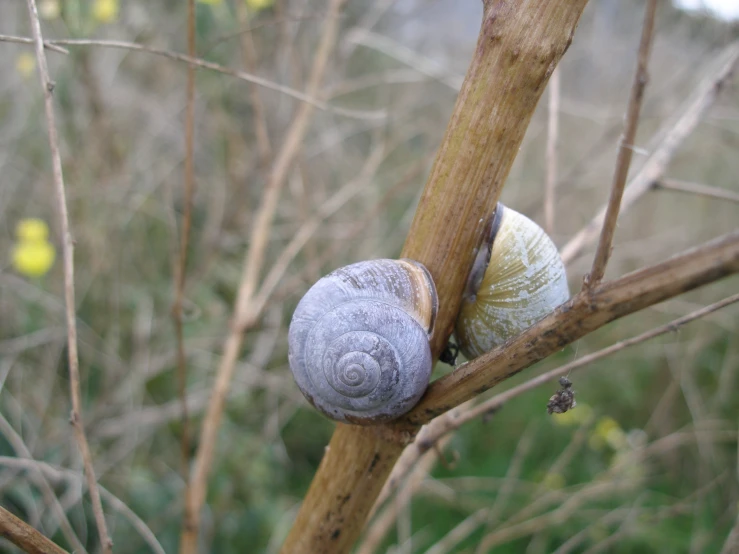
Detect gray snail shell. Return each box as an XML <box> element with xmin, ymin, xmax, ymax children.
<box><xmin>288</xmin><ymin>259</ymin><xmax>438</xmax><ymax>424</ymax></box>
<box><xmin>455</xmin><ymin>203</ymin><xmax>570</xmax><ymax>360</ymax></box>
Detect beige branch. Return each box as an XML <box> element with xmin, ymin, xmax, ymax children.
<box><xmin>585</xmin><ymin>0</ymin><xmax>658</xmax><ymax>287</ymax></box>
<box><xmin>654</xmin><ymin>178</ymin><xmax>739</xmax><ymax>203</ymax></box>
<box><xmin>235</xmin><ymin>1</ymin><xmax>272</xmax><ymax>166</ymax></box>
<box><xmin>0</xmin><ymin>456</ymin><xmax>167</xmax><ymax>554</ymax></box>
<box><xmin>0</xmin><ymin>32</ymin><xmax>68</xmax><ymax>53</ymax></box>
<box><xmin>23</xmin><ymin>1</ymin><xmax>112</xmax><ymax>552</ymax></box>
<box><xmin>0</xmin><ymin>414</ymin><xmax>85</xmax><ymax>553</ymax></box>
<box><xmin>280</xmin><ymin>2</ymin><xmax>592</xmax><ymax>551</ymax></box>
<box><xmin>406</xmin><ymin>230</ymin><xmax>739</xmax><ymax>424</ymax></box>
<box><xmin>0</xmin><ymin>35</ymin><xmax>381</xmax><ymax>120</ymax></box>
<box><xmin>377</xmin><ymin>291</ymin><xmax>739</xmax><ymax>493</ymax></box>
<box><xmin>171</xmin><ymin>0</ymin><xmax>197</xmax><ymax>484</ymax></box>
<box><xmin>561</xmin><ymin>40</ymin><xmax>739</xmax><ymax>265</ymax></box>
<box><xmin>0</xmin><ymin>505</ymin><xmax>69</xmax><ymax>554</ymax></box>
<box><xmin>545</xmin><ymin>66</ymin><xmax>561</xmax><ymax>235</ymax></box>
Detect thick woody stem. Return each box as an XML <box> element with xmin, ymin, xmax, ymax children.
<box><xmin>0</xmin><ymin>505</ymin><xmax>70</xmax><ymax>554</ymax></box>
<box><xmin>280</xmin><ymin>2</ymin><xmax>589</xmax><ymax>552</ymax></box>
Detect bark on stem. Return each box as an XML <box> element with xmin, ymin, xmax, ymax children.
<box><xmin>402</xmin><ymin>230</ymin><xmax>739</xmax><ymax>424</ymax></box>
<box><xmin>280</xmin><ymin>2</ymin><xmax>589</xmax><ymax>552</ymax></box>
<box><xmin>0</xmin><ymin>505</ymin><xmax>69</xmax><ymax>554</ymax></box>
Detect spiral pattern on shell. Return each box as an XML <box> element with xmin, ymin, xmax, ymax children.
<box><xmin>288</xmin><ymin>259</ymin><xmax>437</xmax><ymax>424</ymax></box>
<box><xmin>455</xmin><ymin>204</ymin><xmax>570</xmax><ymax>360</ymax></box>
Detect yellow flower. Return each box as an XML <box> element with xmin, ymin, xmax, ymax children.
<box><xmin>93</xmin><ymin>0</ymin><xmax>119</xmax><ymax>24</ymax></box>
<box><xmin>542</xmin><ymin>472</ymin><xmax>565</xmax><ymax>490</ymax></box>
<box><xmin>589</xmin><ymin>416</ymin><xmax>627</xmax><ymax>451</ymax></box>
<box><xmin>16</xmin><ymin>218</ymin><xmax>50</xmax><ymax>242</ymax></box>
<box><xmin>12</xmin><ymin>219</ymin><xmax>56</xmax><ymax>278</ymax></box>
<box><xmin>16</xmin><ymin>52</ymin><xmax>36</xmax><ymax>79</ymax></box>
<box><xmin>39</xmin><ymin>0</ymin><xmax>61</xmax><ymax>20</ymax></box>
<box><xmin>246</xmin><ymin>0</ymin><xmax>274</xmax><ymax>11</ymax></box>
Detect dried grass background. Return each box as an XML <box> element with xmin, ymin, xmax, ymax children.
<box><xmin>1</xmin><ymin>0</ymin><xmax>738</xmax><ymax>552</ymax></box>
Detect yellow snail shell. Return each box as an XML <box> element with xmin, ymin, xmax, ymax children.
<box><xmin>288</xmin><ymin>259</ymin><xmax>438</xmax><ymax>424</ymax></box>
<box><xmin>455</xmin><ymin>204</ymin><xmax>570</xmax><ymax>360</ymax></box>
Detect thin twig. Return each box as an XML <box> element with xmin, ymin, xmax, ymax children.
<box><xmin>545</xmin><ymin>65</ymin><xmax>560</xmax><ymax>235</ymax></box>
<box><xmin>179</xmin><ymin>2</ymin><xmax>348</xmax><ymax>552</ymax></box>
<box><xmin>0</xmin><ymin>33</ymin><xmax>68</xmax><ymax>53</ymax></box>
<box><xmin>721</xmin><ymin>496</ymin><xmax>739</xmax><ymax>554</ymax></box>
<box><xmin>560</xmin><ymin>39</ymin><xmax>739</xmax><ymax>266</ymax></box>
<box><xmin>357</xmin><ymin>433</ymin><xmax>455</xmax><ymax>554</ymax></box>
<box><xmin>346</xmin><ymin>29</ymin><xmax>464</xmax><ymax>91</ymax></box>
<box><xmin>371</xmin><ymin>292</ymin><xmax>739</xmax><ymax>518</ymax></box>
<box><xmin>0</xmin><ymin>414</ymin><xmax>86</xmax><ymax>553</ymax></box>
<box><xmin>455</xmin><ymin>292</ymin><xmax>739</xmax><ymax>429</ymax></box>
<box><xmin>0</xmin><ymin>505</ymin><xmax>70</xmax><ymax>554</ymax></box>
<box><xmin>0</xmin><ymin>456</ymin><xmax>167</xmax><ymax>554</ymax></box>
<box><xmin>406</xmin><ymin>229</ymin><xmax>739</xmax><ymax>423</ymax></box>
<box><xmin>245</xmin><ymin>143</ymin><xmax>387</xmax><ymax>326</ymax></box>
<box><xmin>171</xmin><ymin>0</ymin><xmax>197</xmax><ymax>483</ymax></box>
<box><xmin>654</xmin><ymin>178</ymin><xmax>739</xmax><ymax>203</ymax></box>
<box><xmin>0</xmin><ymin>34</ymin><xmax>383</xmax><ymax>120</ymax></box>
<box><xmin>388</xmin><ymin>294</ymin><xmax>739</xmax><ymax>512</ymax></box>
<box><xmin>23</xmin><ymin>1</ymin><xmax>112</xmax><ymax>552</ymax></box>
<box><xmin>585</xmin><ymin>0</ymin><xmax>658</xmax><ymax>288</ymax></box>
<box><xmin>236</xmin><ymin>0</ymin><xmax>272</xmax><ymax>167</ymax></box>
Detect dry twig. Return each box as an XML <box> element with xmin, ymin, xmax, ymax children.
<box><xmin>0</xmin><ymin>33</ymin><xmax>68</xmax><ymax>53</ymax></box>
<box><xmin>0</xmin><ymin>505</ymin><xmax>69</xmax><ymax>554</ymax></box>
<box><xmin>280</xmin><ymin>2</ymin><xmax>593</xmax><ymax>551</ymax></box>
<box><xmin>654</xmin><ymin>178</ymin><xmax>739</xmax><ymax>203</ymax></box>
<box><xmin>0</xmin><ymin>456</ymin><xmax>167</xmax><ymax>554</ymax></box>
<box><xmin>0</xmin><ymin>35</ymin><xmax>381</xmax><ymax>120</ymax></box>
<box><xmin>391</xmin><ymin>292</ymin><xmax>739</xmax><ymax>474</ymax></box>
<box><xmin>585</xmin><ymin>0</ymin><xmax>658</xmax><ymax>287</ymax></box>
<box><xmin>408</xmin><ymin>230</ymin><xmax>739</xmax><ymax>421</ymax></box>
<box><xmin>0</xmin><ymin>414</ymin><xmax>86</xmax><ymax>553</ymax></box>
<box><xmin>545</xmin><ymin>66</ymin><xmax>561</xmax><ymax>234</ymax></box>
<box><xmin>171</xmin><ymin>0</ymin><xmax>197</xmax><ymax>483</ymax></box>
<box><xmin>235</xmin><ymin>1</ymin><xmax>272</xmax><ymax>166</ymax></box>
<box><xmin>23</xmin><ymin>1</ymin><xmax>112</xmax><ymax>551</ymax></box>
<box><xmin>363</xmin><ymin>291</ymin><xmax>739</xmax><ymax>543</ymax></box>
<box><xmin>561</xmin><ymin>40</ymin><xmax>739</xmax><ymax>265</ymax></box>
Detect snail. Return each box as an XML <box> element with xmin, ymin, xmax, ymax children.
<box><xmin>287</xmin><ymin>204</ymin><xmax>569</xmax><ymax>424</ymax></box>
<box><xmin>287</xmin><ymin>258</ymin><xmax>437</xmax><ymax>424</ymax></box>
<box><xmin>454</xmin><ymin>203</ymin><xmax>570</xmax><ymax>360</ymax></box>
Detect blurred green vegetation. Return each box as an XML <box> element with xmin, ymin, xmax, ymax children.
<box><xmin>1</xmin><ymin>0</ymin><xmax>738</xmax><ymax>552</ymax></box>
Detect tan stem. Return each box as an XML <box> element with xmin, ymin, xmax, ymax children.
<box><xmin>280</xmin><ymin>2</ymin><xmax>590</xmax><ymax>551</ymax></box>
<box><xmin>404</xmin><ymin>230</ymin><xmax>739</xmax><ymax>423</ymax></box>
<box><xmin>585</xmin><ymin>0</ymin><xmax>658</xmax><ymax>287</ymax></box>
<box><xmin>561</xmin><ymin>40</ymin><xmax>739</xmax><ymax>266</ymax></box>
<box><xmin>545</xmin><ymin>66</ymin><xmax>560</xmax><ymax>235</ymax></box>
<box><xmin>24</xmin><ymin>0</ymin><xmax>112</xmax><ymax>552</ymax></box>
<box><xmin>0</xmin><ymin>505</ymin><xmax>70</xmax><ymax>554</ymax></box>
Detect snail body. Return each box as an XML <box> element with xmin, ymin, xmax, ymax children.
<box><xmin>455</xmin><ymin>204</ymin><xmax>570</xmax><ymax>360</ymax></box>
<box><xmin>288</xmin><ymin>259</ymin><xmax>437</xmax><ymax>424</ymax></box>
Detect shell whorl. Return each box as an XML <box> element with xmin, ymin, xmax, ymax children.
<box><xmin>455</xmin><ymin>204</ymin><xmax>570</xmax><ymax>360</ymax></box>
<box><xmin>288</xmin><ymin>259</ymin><xmax>437</xmax><ymax>424</ymax></box>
